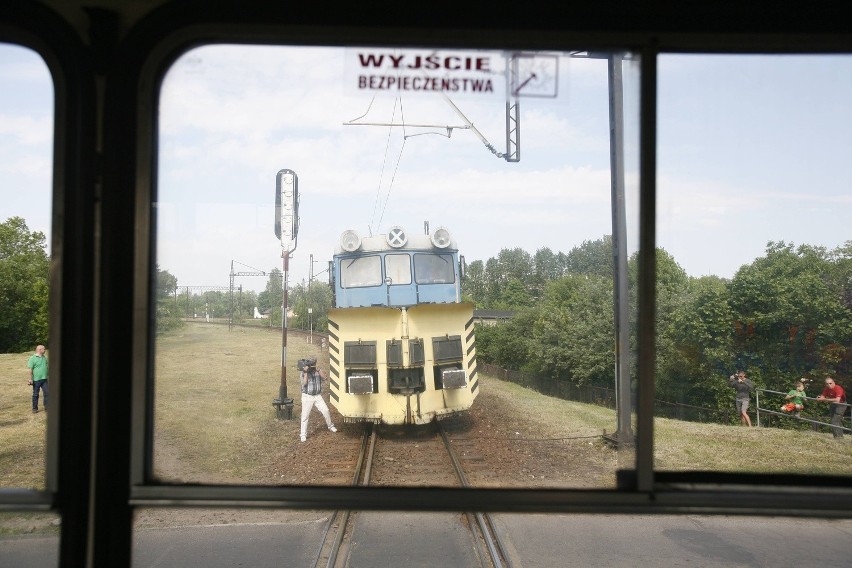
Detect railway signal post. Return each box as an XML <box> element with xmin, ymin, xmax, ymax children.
<box><xmin>272</xmin><ymin>169</ymin><xmax>299</xmax><ymax>420</ymax></box>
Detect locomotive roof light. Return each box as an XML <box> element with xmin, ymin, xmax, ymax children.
<box><xmin>340</xmin><ymin>229</ymin><xmax>361</xmax><ymax>252</ymax></box>
<box><xmin>386</xmin><ymin>226</ymin><xmax>408</xmax><ymax>248</ymax></box>
<box><xmin>430</xmin><ymin>226</ymin><xmax>452</xmax><ymax>248</ymax></box>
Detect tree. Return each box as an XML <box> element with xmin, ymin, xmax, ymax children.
<box><xmin>462</xmin><ymin>259</ymin><xmax>486</xmax><ymax>306</ymax></box>
<box><xmin>531</xmin><ymin>273</ymin><xmax>615</xmax><ymax>386</ymax></box>
<box><xmin>156</xmin><ymin>266</ymin><xmax>178</xmax><ymax>299</ymax></box>
<box><xmin>658</xmin><ymin>275</ymin><xmax>735</xmax><ymax>408</ymax></box>
<box><xmin>289</xmin><ymin>281</ymin><xmax>333</xmax><ymax>333</ymax></box>
<box><xmin>531</xmin><ymin>247</ymin><xmax>561</xmax><ymax>301</ymax></box>
<box><xmin>728</xmin><ymin>241</ymin><xmax>852</xmax><ymax>390</ymax></box>
<box><xmin>482</xmin><ymin>257</ymin><xmax>501</xmax><ymax>308</ymax></box>
<box><xmin>827</xmin><ymin>241</ymin><xmax>852</xmax><ymax>378</ymax></box>
<box><xmin>496</xmin><ymin>277</ymin><xmax>533</xmax><ymax>310</ymax></box>
<box><xmin>232</xmin><ymin>288</ymin><xmax>258</xmax><ymax>323</ymax></box>
<box><xmin>0</xmin><ymin>217</ymin><xmax>50</xmax><ymax>352</ymax></box>
<box><xmin>479</xmin><ymin>248</ymin><xmax>534</xmax><ymax>308</ymax></box>
<box><xmin>565</xmin><ymin>235</ymin><xmax>613</xmax><ymax>278</ymax></box>
<box><xmin>257</xmin><ymin>268</ymin><xmax>284</xmax><ymax>324</ymax></box>
<box><xmin>154</xmin><ymin>265</ymin><xmax>182</xmax><ymax>332</ymax></box>
<box><xmin>474</xmin><ymin>308</ymin><xmax>537</xmax><ymax>372</ymax></box>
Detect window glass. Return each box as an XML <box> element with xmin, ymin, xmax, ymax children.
<box><xmin>341</xmin><ymin>255</ymin><xmax>382</xmax><ymax>288</ymax></box>
<box><xmin>155</xmin><ymin>46</ymin><xmax>640</xmax><ymax>488</ymax></box>
<box><xmin>414</xmin><ymin>253</ymin><xmax>455</xmax><ymax>284</ymax></box>
<box><xmin>0</xmin><ymin>42</ymin><xmax>59</xmax><ymax>564</ymax></box>
<box><xmin>384</xmin><ymin>253</ymin><xmax>411</xmax><ymax>285</ymax></box>
<box><xmin>0</xmin><ymin>44</ymin><xmax>53</xmax><ymax>491</ymax></box>
<box><xmin>656</xmin><ymin>54</ymin><xmax>852</xmax><ymax>475</ymax></box>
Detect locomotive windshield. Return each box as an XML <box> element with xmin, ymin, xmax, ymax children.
<box><xmin>333</xmin><ymin>229</ymin><xmax>463</xmax><ymax>307</ymax></box>
<box><xmin>340</xmin><ymin>255</ymin><xmax>382</xmax><ymax>288</ymax></box>
<box><xmin>340</xmin><ymin>252</ymin><xmax>456</xmax><ymax>288</ymax></box>
<box><xmin>414</xmin><ymin>253</ymin><xmax>455</xmax><ymax>284</ymax></box>
<box><xmin>385</xmin><ymin>254</ymin><xmax>412</xmax><ymax>285</ymax></box>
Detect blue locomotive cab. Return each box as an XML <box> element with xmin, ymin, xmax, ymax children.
<box><xmin>332</xmin><ymin>226</ymin><xmax>463</xmax><ymax>309</ymax></box>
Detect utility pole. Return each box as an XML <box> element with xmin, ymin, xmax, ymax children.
<box><xmin>570</xmin><ymin>50</ymin><xmax>633</xmax><ymax>448</ymax></box>
<box><xmin>609</xmin><ymin>53</ymin><xmax>634</xmax><ymax>447</ymax></box>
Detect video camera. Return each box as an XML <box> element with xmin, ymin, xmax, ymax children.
<box><xmin>297</xmin><ymin>358</ymin><xmax>317</xmax><ymax>371</ymax></box>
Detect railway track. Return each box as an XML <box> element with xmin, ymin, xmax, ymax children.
<box><xmin>311</xmin><ymin>422</ymin><xmax>515</xmax><ymax>568</ymax></box>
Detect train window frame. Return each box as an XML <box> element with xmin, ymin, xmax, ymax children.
<box><xmin>127</xmin><ymin>35</ymin><xmax>852</xmax><ymax>516</ymax></box>
<box><xmin>133</xmin><ymin>38</ymin><xmax>654</xmax><ymax>506</ymax></box>
<box><xmin>0</xmin><ymin>26</ymin><xmax>94</xmax><ymax>520</ymax></box>
<box><xmin>1</xmin><ymin>1</ymin><xmax>834</xmax><ymax>530</ymax></box>
<box><xmin>4</xmin><ymin>5</ymin><xmax>852</xmax><ymax>568</ymax></box>
<box><xmin>0</xmin><ymin>41</ymin><xmax>60</xmax><ymax>506</ymax></box>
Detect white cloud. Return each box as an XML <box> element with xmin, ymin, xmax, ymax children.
<box><xmin>0</xmin><ymin>114</ymin><xmax>52</xmax><ymax>145</ymax></box>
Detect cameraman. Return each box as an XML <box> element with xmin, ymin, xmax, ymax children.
<box><xmin>727</xmin><ymin>370</ymin><xmax>754</xmax><ymax>427</ymax></box>
<box><xmin>299</xmin><ymin>358</ymin><xmax>337</xmax><ymax>442</ymax></box>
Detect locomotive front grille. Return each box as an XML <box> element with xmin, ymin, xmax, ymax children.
<box><xmin>348</xmin><ymin>374</ymin><xmax>375</xmax><ymax>395</ymax></box>
<box><xmin>441</xmin><ymin>369</ymin><xmax>467</xmax><ymax>389</ymax></box>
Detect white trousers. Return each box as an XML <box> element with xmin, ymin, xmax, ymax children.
<box><xmin>300</xmin><ymin>393</ymin><xmax>333</xmax><ymax>438</ymax></box>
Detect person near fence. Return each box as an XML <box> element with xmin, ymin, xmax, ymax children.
<box><xmin>781</xmin><ymin>380</ymin><xmax>806</xmax><ymax>415</ymax></box>
<box><xmin>815</xmin><ymin>377</ymin><xmax>846</xmax><ymax>439</ymax></box>
<box><xmin>299</xmin><ymin>358</ymin><xmax>337</xmax><ymax>442</ymax></box>
<box><xmin>727</xmin><ymin>370</ymin><xmax>754</xmax><ymax>427</ymax></box>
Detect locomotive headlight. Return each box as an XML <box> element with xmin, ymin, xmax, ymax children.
<box><xmin>340</xmin><ymin>229</ymin><xmax>361</xmax><ymax>252</ymax></box>
<box><xmin>431</xmin><ymin>227</ymin><xmax>452</xmax><ymax>248</ymax></box>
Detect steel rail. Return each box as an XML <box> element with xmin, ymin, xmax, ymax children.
<box><xmin>315</xmin><ymin>422</ymin><xmax>515</xmax><ymax>568</ymax></box>
<box><xmin>437</xmin><ymin>422</ymin><xmax>514</xmax><ymax>568</ymax></box>
<box><xmin>311</xmin><ymin>423</ymin><xmax>374</xmax><ymax>568</ymax></box>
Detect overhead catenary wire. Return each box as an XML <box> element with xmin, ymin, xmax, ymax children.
<box><xmin>232</xmin><ymin>259</ymin><xmax>269</xmax><ymax>274</ymax></box>
<box><xmin>366</xmin><ymin>96</ymin><xmax>408</xmax><ymax>234</ymax></box>
<box><xmin>350</xmin><ymin>91</ymin><xmax>502</xmax><ymax>234</ymax></box>
<box><xmin>376</xmin><ymin>98</ymin><xmax>407</xmax><ymax>231</ymax></box>
<box><xmin>347</xmin><ymin>94</ymin><xmax>377</xmax><ymax>123</ymax></box>
<box><xmin>368</xmin><ymin>97</ymin><xmax>399</xmax><ymax>234</ymax></box>
<box><xmin>357</xmin><ymin>73</ymin><xmax>506</xmax><ymax>233</ymax></box>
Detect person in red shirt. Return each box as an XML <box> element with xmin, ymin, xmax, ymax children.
<box><xmin>816</xmin><ymin>377</ymin><xmax>847</xmax><ymax>438</ymax></box>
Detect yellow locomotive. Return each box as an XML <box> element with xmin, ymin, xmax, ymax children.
<box><xmin>327</xmin><ymin>225</ymin><xmax>479</xmax><ymax>425</ymax></box>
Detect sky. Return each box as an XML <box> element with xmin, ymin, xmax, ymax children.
<box><xmin>2</xmin><ymin>43</ymin><xmax>851</xmax><ymax>293</ymax></box>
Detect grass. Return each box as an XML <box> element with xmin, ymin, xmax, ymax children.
<box><xmin>480</xmin><ymin>373</ymin><xmax>852</xmax><ymax>475</ymax></box>
<box><xmin>0</xmin><ymin>351</ymin><xmax>56</xmax><ymax>536</ymax></box>
<box><xmin>152</xmin><ymin>322</ymin><xmax>323</xmax><ymax>483</ymax></box>
<box><xmin>0</xmin><ymin>351</ymin><xmax>47</xmax><ymax>489</ymax></box>
<box><xmin>655</xmin><ymin>416</ymin><xmax>852</xmax><ymax>474</ymax></box>
<box><xmin>486</xmin><ymin>378</ymin><xmax>617</xmax><ymax>438</ymax></box>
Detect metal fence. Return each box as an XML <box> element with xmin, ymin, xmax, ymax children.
<box><xmin>478</xmin><ymin>363</ymin><xmax>852</xmax><ymax>434</ymax></box>
<box><xmin>478</xmin><ymin>363</ymin><xmax>733</xmax><ymax>424</ymax></box>
<box><xmin>755</xmin><ymin>388</ymin><xmax>851</xmax><ymax>434</ymax></box>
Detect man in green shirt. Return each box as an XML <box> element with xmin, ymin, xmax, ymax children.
<box><xmin>27</xmin><ymin>344</ymin><xmax>49</xmax><ymax>413</ymax></box>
